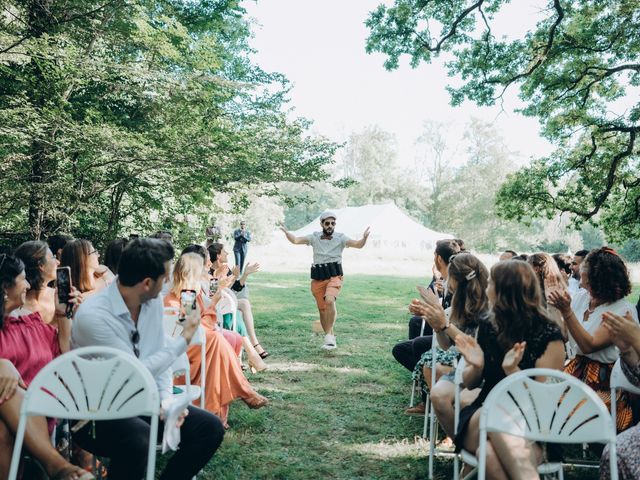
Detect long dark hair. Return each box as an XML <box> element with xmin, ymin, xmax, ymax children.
<box><xmin>448</xmin><ymin>253</ymin><xmax>489</xmax><ymax>329</ymax></box>
<box><xmin>207</xmin><ymin>243</ymin><xmax>224</xmax><ymax>264</ymax></box>
<box><xmin>491</xmin><ymin>260</ymin><xmax>555</xmax><ymax>350</ymax></box>
<box><xmin>104</xmin><ymin>238</ymin><xmax>128</xmax><ymax>275</ymax></box>
<box><xmin>0</xmin><ymin>254</ymin><xmax>25</xmax><ymax>328</ymax></box>
<box><xmin>14</xmin><ymin>241</ymin><xmax>50</xmax><ymax>292</ymax></box>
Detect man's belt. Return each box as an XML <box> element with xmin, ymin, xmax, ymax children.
<box><xmin>310</xmin><ymin>262</ymin><xmax>343</xmax><ymax>280</ymax></box>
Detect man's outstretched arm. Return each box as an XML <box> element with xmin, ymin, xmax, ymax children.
<box><xmin>280</xmin><ymin>226</ymin><xmax>309</xmax><ymax>245</ymax></box>
<box><xmin>346</xmin><ymin>227</ymin><xmax>370</xmax><ymax>249</ymax></box>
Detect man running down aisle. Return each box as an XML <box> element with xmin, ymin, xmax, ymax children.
<box><xmin>280</xmin><ymin>211</ymin><xmax>370</xmax><ymax>350</ymax></box>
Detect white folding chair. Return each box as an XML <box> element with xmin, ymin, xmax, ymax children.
<box><xmin>453</xmin><ymin>357</ymin><xmax>473</xmax><ymax>480</ymax></box>
<box><xmin>9</xmin><ymin>346</ymin><xmax>160</xmax><ymax>480</ymax></box>
<box><xmin>424</xmin><ymin>333</ymin><xmax>439</xmax><ymax>479</ymax></box>
<box><xmin>163</xmin><ymin>307</ymin><xmax>206</xmax><ymax>407</ymax></box>
<box><xmin>611</xmin><ymin>357</ymin><xmax>640</xmax><ymax>425</ymax></box>
<box><xmin>409</xmin><ymin>318</ymin><xmax>428</xmax><ymax>408</ymax></box>
<box><xmin>217</xmin><ymin>288</ymin><xmax>239</xmax><ymax>333</ymax></box>
<box><xmin>459</xmin><ymin>368</ymin><xmax>617</xmax><ymax>480</ymax></box>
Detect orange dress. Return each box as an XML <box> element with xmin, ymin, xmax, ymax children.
<box><xmin>164</xmin><ymin>292</ymin><xmax>253</xmax><ymax>420</ymax></box>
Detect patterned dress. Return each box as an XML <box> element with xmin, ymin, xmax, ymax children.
<box><xmin>600</xmin><ymin>359</ymin><xmax>640</xmax><ymax>479</ymax></box>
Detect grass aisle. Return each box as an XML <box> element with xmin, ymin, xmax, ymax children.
<box><xmin>194</xmin><ymin>273</ymin><xmax>619</xmax><ymax>479</ymax></box>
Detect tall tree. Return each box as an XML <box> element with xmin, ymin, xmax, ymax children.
<box><xmin>0</xmin><ymin>0</ymin><xmax>337</xmax><ymax>243</ymax></box>
<box><xmin>366</xmin><ymin>0</ymin><xmax>640</xmax><ymax>241</ymax></box>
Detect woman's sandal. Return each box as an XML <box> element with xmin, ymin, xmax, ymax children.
<box><xmin>52</xmin><ymin>466</ymin><xmax>95</xmax><ymax>480</ymax></box>
<box><xmin>253</xmin><ymin>343</ymin><xmax>270</xmax><ymax>359</ymax></box>
<box><xmin>242</xmin><ymin>392</ymin><xmax>269</xmax><ymax>409</ymax></box>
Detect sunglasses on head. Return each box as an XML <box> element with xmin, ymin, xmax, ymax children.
<box><xmin>323</xmin><ymin>221</ymin><xmax>336</xmax><ymax>226</ymax></box>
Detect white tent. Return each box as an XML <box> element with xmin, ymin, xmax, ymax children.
<box><xmin>293</xmin><ymin>203</ymin><xmax>452</xmax><ymax>251</ymax></box>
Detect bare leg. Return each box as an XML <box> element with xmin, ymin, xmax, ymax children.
<box><xmin>463</xmin><ymin>409</ymin><xmax>509</xmax><ymax>480</ymax></box>
<box><xmin>320</xmin><ymin>295</ymin><xmax>337</xmax><ymax>334</ymax></box>
<box><xmin>489</xmin><ymin>431</ymin><xmax>542</xmax><ymax>480</ymax></box>
<box><xmin>0</xmin><ymin>417</ymin><xmax>13</xmax><ymax>478</ymax></box>
<box><xmin>0</xmin><ymin>389</ymin><xmax>86</xmax><ymax>478</ymax></box>
<box><xmin>431</xmin><ymin>381</ymin><xmax>456</xmax><ymax>438</ymax></box>
<box><xmin>242</xmin><ymin>337</ymin><xmax>267</xmax><ymax>371</ymax></box>
<box><xmin>423</xmin><ymin>364</ymin><xmax>451</xmax><ymax>390</ymax></box>
<box><xmin>237</xmin><ymin>299</ymin><xmax>260</xmax><ymax>348</ymax></box>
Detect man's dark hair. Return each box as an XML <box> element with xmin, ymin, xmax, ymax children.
<box><xmin>118</xmin><ymin>238</ymin><xmax>174</xmax><ymax>287</ymax></box>
<box><xmin>504</xmin><ymin>249</ymin><xmax>518</xmax><ymax>257</ymax></box>
<box><xmin>513</xmin><ymin>254</ymin><xmax>529</xmax><ymax>262</ymax></box>
<box><xmin>181</xmin><ymin>244</ymin><xmax>207</xmax><ymax>261</ymax></box>
<box><xmin>453</xmin><ymin>239</ymin><xmax>466</xmax><ymax>251</ymax></box>
<box><xmin>46</xmin><ymin>234</ymin><xmax>72</xmax><ymax>255</ymax></box>
<box><xmin>552</xmin><ymin>253</ymin><xmax>572</xmax><ymax>275</ymax></box>
<box><xmin>575</xmin><ymin>249</ymin><xmax>589</xmax><ymax>258</ymax></box>
<box><xmin>435</xmin><ymin>239</ymin><xmax>461</xmax><ymax>264</ymax></box>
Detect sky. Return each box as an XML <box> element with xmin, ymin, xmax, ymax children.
<box><xmin>243</xmin><ymin>0</ymin><xmax>555</xmax><ymax>169</ymax></box>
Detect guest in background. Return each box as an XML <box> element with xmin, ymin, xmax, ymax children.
<box><xmin>498</xmin><ymin>250</ymin><xmax>517</xmax><ymax>261</ymax></box>
<box><xmin>104</xmin><ymin>238</ymin><xmax>128</xmax><ymax>275</ymax></box>
<box><xmin>568</xmin><ymin>249</ymin><xmax>589</xmax><ymax>296</ymax></box>
<box><xmin>232</xmin><ymin>221</ymin><xmax>251</xmax><ymax>273</ymax></box>
<box><xmin>46</xmin><ymin>234</ymin><xmax>73</xmax><ymax>262</ymax></box>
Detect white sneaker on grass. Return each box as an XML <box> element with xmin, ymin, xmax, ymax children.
<box><xmin>322</xmin><ymin>333</ymin><xmax>337</xmax><ymax>350</ymax></box>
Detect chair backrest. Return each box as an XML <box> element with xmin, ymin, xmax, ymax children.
<box><xmin>480</xmin><ymin>368</ymin><xmax>615</xmax><ymax>444</ymax></box>
<box><xmin>611</xmin><ymin>358</ymin><xmax>640</xmax><ymax>394</ymax></box>
<box><xmin>22</xmin><ymin>346</ymin><xmax>159</xmax><ymax>420</ymax></box>
<box><xmin>217</xmin><ymin>288</ymin><xmax>237</xmax><ymax>315</ymax></box>
<box><xmin>163</xmin><ymin>306</ymin><xmax>182</xmax><ymax>337</ymax></box>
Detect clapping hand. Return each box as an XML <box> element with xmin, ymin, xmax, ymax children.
<box><xmin>502</xmin><ymin>341</ymin><xmax>526</xmax><ymax>375</ymax></box>
<box><xmin>409</xmin><ymin>298</ymin><xmax>447</xmax><ymax>332</ymax></box>
<box><xmin>455</xmin><ymin>333</ymin><xmax>485</xmax><ymax>370</ymax></box>
<box><xmin>231</xmin><ymin>265</ymin><xmax>241</xmax><ymax>278</ymax></box>
<box><xmin>244</xmin><ymin>262</ymin><xmax>260</xmax><ymax>275</ymax></box>
<box><xmin>602</xmin><ymin>311</ymin><xmax>639</xmax><ymax>352</ymax></box>
<box><xmin>160</xmin><ymin>407</ymin><xmax>190</xmax><ymax>428</ymax></box>
<box><xmin>547</xmin><ymin>289</ymin><xmax>572</xmax><ymax>314</ymax></box>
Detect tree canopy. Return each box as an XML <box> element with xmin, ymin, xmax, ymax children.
<box><xmin>0</xmin><ymin>0</ymin><xmax>337</xmax><ymax>245</ymax></box>
<box><xmin>366</xmin><ymin>0</ymin><xmax>640</xmax><ymax>242</ymax></box>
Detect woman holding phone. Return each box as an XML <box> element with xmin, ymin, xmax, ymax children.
<box><xmin>164</xmin><ymin>253</ymin><xmax>267</xmax><ymax>428</ymax></box>
<box><xmin>13</xmin><ymin>242</ymin><xmax>82</xmax><ymax>347</ymax></box>
<box><xmin>0</xmin><ymin>253</ymin><xmax>94</xmax><ymax>479</ymax></box>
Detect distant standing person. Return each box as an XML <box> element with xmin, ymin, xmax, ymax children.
<box><xmin>280</xmin><ymin>211</ymin><xmax>370</xmax><ymax>350</ymax></box>
<box><xmin>233</xmin><ymin>221</ymin><xmax>251</xmax><ymax>272</ymax></box>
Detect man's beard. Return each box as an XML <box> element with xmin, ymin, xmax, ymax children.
<box><xmin>322</xmin><ymin>227</ymin><xmax>334</xmax><ymax>236</ymax></box>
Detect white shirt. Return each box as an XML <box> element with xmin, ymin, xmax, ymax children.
<box><xmin>304</xmin><ymin>231</ymin><xmax>351</xmax><ymax>265</ymax></box>
<box><xmin>569</xmin><ymin>289</ymin><xmax>639</xmax><ymax>363</ymax></box>
<box><xmin>72</xmin><ymin>281</ymin><xmax>187</xmax><ymax>401</ymax></box>
<box><xmin>568</xmin><ymin>277</ymin><xmax>581</xmax><ymax>297</ymax></box>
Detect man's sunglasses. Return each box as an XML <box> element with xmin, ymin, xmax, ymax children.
<box><xmin>323</xmin><ymin>221</ymin><xmax>336</xmax><ymax>226</ymax></box>
<box><xmin>131</xmin><ymin>328</ymin><xmax>140</xmax><ymax>358</ymax></box>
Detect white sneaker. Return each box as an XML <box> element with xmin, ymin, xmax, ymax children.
<box><xmin>322</xmin><ymin>333</ymin><xmax>337</xmax><ymax>350</ymax></box>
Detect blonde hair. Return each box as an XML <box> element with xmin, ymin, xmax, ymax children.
<box><xmin>171</xmin><ymin>253</ymin><xmax>203</xmax><ymax>297</ymax></box>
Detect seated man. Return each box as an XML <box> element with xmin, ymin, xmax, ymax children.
<box><xmin>72</xmin><ymin>238</ymin><xmax>224</xmax><ymax>480</ymax></box>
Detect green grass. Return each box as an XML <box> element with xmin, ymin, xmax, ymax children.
<box><xmin>164</xmin><ymin>273</ymin><xmax>637</xmax><ymax>479</ymax></box>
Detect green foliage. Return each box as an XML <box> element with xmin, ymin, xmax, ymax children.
<box><xmin>619</xmin><ymin>239</ymin><xmax>640</xmax><ymax>262</ymax></box>
<box><xmin>366</xmin><ymin>0</ymin><xmax>640</xmax><ymax>242</ymax></box>
<box><xmin>0</xmin><ymin>0</ymin><xmax>337</xmax><ymax>245</ymax></box>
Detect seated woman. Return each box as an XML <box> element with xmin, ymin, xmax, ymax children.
<box><xmin>409</xmin><ymin>252</ymin><xmax>489</xmax><ymax>439</ymax></box>
<box><xmin>180</xmin><ymin>244</ymin><xmax>243</xmax><ymax>356</ymax></box>
<box><xmin>394</xmin><ymin>239</ymin><xmax>459</xmax><ymax>416</ymax></box>
<box><xmin>208</xmin><ymin>243</ymin><xmax>269</xmax><ymax>361</ymax></box>
<box><xmin>528</xmin><ymin>252</ymin><xmax>568</xmax><ymax>339</ymax></box>
<box><xmin>455</xmin><ymin>260</ymin><xmax>565</xmax><ymax>479</ymax></box>
<box><xmin>0</xmin><ymin>254</ymin><xmax>92</xmax><ymax>480</ymax></box>
<box><xmin>164</xmin><ymin>253</ymin><xmax>268</xmax><ymax>427</ymax></box>
<box><xmin>60</xmin><ymin>239</ymin><xmax>114</xmax><ymax>297</ymax></box>
<box><xmin>601</xmin><ymin>309</ymin><xmax>640</xmax><ymax>479</ymax></box>
<box><xmin>103</xmin><ymin>238</ymin><xmax>128</xmax><ymax>276</ymax></box>
<box><xmin>549</xmin><ymin>247</ymin><xmax>639</xmax><ymax>432</ymax></box>
<box><xmin>14</xmin><ymin>241</ymin><xmax>83</xmax><ymax>347</ymax></box>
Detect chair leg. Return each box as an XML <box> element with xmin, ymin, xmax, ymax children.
<box><xmin>410</xmin><ymin>379</ymin><xmax>416</xmax><ymax>407</ymax></box>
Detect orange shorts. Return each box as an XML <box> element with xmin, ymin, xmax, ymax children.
<box><xmin>311</xmin><ymin>276</ymin><xmax>343</xmax><ymax>311</ymax></box>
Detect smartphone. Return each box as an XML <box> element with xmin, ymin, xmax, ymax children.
<box><xmin>209</xmin><ymin>279</ymin><xmax>219</xmax><ymax>297</ymax></box>
<box><xmin>56</xmin><ymin>267</ymin><xmax>72</xmax><ymax>304</ymax></box>
<box><xmin>179</xmin><ymin>289</ymin><xmax>197</xmax><ymax>322</ymax></box>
